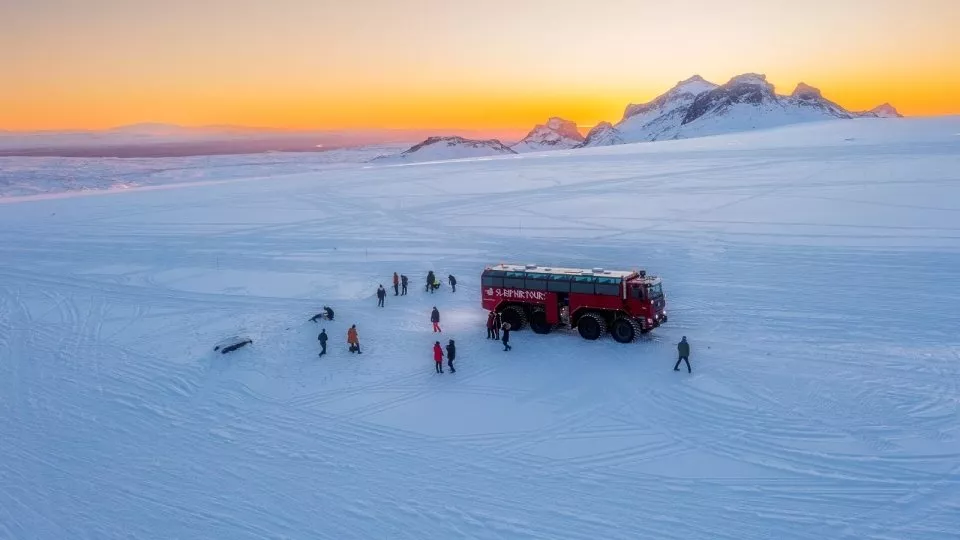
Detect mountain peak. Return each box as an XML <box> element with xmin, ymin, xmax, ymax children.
<box><xmin>864</xmin><ymin>103</ymin><xmax>903</xmax><ymax>118</ymax></box>
<box><xmin>791</xmin><ymin>83</ymin><xmax>823</xmax><ymax>100</ymax></box>
<box><xmin>512</xmin><ymin>117</ymin><xmax>584</xmax><ymax>152</ymax></box>
<box><xmin>376</xmin><ymin>135</ymin><xmax>516</xmax><ymax>163</ymax></box>
<box><xmin>726</xmin><ymin>73</ymin><xmax>772</xmax><ymax>88</ymax></box>
<box><xmin>578</xmin><ymin>122</ymin><xmax>625</xmax><ymax>148</ymax></box>
<box><xmin>621</xmin><ymin>76</ymin><xmax>717</xmax><ymax>123</ymax></box>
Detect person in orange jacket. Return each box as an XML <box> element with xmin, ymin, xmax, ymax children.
<box><xmin>393</xmin><ymin>272</ymin><xmax>400</xmax><ymax>296</ymax></box>
<box><xmin>433</xmin><ymin>341</ymin><xmax>444</xmax><ymax>373</ymax></box>
<box><xmin>347</xmin><ymin>324</ymin><xmax>361</xmax><ymax>354</ymax></box>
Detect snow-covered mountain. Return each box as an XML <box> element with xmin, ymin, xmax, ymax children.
<box><xmin>579</xmin><ymin>122</ymin><xmax>626</xmax><ymax>148</ymax></box>
<box><xmin>374</xmin><ymin>72</ymin><xmax>904</xmax><ymax>162</ymax></box>
<box><xmin>373</xmin><ymin>136</ymin><xmax>517</xmax><ymax>163</ymax></box>
<box><xmin>614</xmin><ymin>75</ymin><xmax>719</xmax><ymax>142</ymax></box>
<box><xmin>511</xmin><ymin>117</ymin><xmax>584</xmax><ymax>152</ymax></box>
<box><xmin>592</xmin><ymin>73</ymin><xmax>898</xmax><ymax>145</ymax></box>
<box><xmin>857</xmin><ymin>103</ymin><xmax>903</xmax><ymax>118</ymax></box>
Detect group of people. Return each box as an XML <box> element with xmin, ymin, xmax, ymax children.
<box><xmin>315</xmin><ymin>323</ymin><xmax>362</xmax><ymax>357</ymax></box>
<box><xmin>315</xmin><ymin>273</ymin><xmax>695</xmax><ymax>374</ymax></box>
<box><xmin>485</xmin><ymin>311</ymin><xmax>512</xmax><ymax>351</ymax></box>
<box><xmin>425</xmin><ymin>270</ymin><xmax>456</xmax><ymax>293</ymax></box>
<box><xmin>375</xmin><ymin>271</ymin><xmax>457</xmax><ymax>307</ymax></box>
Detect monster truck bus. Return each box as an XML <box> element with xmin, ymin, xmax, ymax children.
<box><xmin>481</xmin><ymin>263</ymin><xmax>667</xmax><ymax>343</ymax></box>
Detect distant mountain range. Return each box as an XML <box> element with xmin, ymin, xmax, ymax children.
<box><xmin>382</xmin><ymin>73</ymin><xmax>903</xmax><ymax>163</ymax></box>
<box><xmin>0</xmin><ymin>124</ymin><xmax>520</xmax><ymax>158</ymax></box>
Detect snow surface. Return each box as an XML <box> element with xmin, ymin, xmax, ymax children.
<box><xmin>0</xmin><ymin>145</ymin><xmax>407</xmax><ymax>198</ymax></box>
<box><xmin>2</xmin><ymin>117</ymin><xmax>960</xmax><ymax>539</ymax></box>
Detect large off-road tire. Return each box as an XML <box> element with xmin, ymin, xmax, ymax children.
<box><xmin>529</xmin><ymin>308</ymin><xmax>552</xmax><ymax>334</ymax></box>
<box><xmin>610</xmin><ymin>317</ymin><xmax>640</xmax><ymax>343</ymax></box>
<box><xmin>500</xmin><ymin>305</ymin><xmax>527</xmax><ymax>331</ymax></box>
<box><xmin>577</xmin><ymin>312</ymin><xmax>606</xmax><ymax>340</ymax></box>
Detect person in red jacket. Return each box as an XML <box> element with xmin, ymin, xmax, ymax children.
<box><xmin>486</xmin><ymin>311</ymin><xmax>496</xmax><ymax>339</ymax></box>
<box><xmin>433</xmin><ymin>341</ymin><xmax>444</xmax><ymax>373</ymax></box>
<box><xmin>393</xmin><ymin>272</ymin><xmax>400</xmax><ymax>296</ymax></box>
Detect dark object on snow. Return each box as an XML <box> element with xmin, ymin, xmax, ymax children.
<box><xmin>214</xmin><ymin>336</ymin><xmax>253</xmax><ymax>354</ymax></box>
<box><xmin>674</xmin><ymin>336</ymin><xmax>691</xmax><ymax>373</ymax></box>
<box><xmin>446</xmin><ymin>340</ymin><xmax>456</xmax><ymax>373</ymax></box>
<box><xmin>310</xmin><ymin>306</ymin><xmax>335</xmax><ymax>322</ymax></box>
<box><xmin>400</xmin><ymin>274</ymin><xmax>409</xmax><ymax>295</ymax></box>
<box><xmin>448</xmin><ymin>274</ymin><xmax>457</xmax><ymax>292</ymax></box>
<box><xmin>318</xmin><ymin>329</ymin><xmax>328</xmax><ymax>357</ymax></box>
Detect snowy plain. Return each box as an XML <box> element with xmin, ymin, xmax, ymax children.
<box><xmin>2</xmin><ymin>117</ymin><xmax>960</xmax><ymax>539</ymax></box>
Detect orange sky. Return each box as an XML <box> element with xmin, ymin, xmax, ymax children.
<box><xmin>2</xmin><ymin>0</ymin><xmax>958</xmax><ymax>132</ymax></box>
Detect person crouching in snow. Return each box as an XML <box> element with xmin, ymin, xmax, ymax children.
<box><xmin>433</xmin><ymin>341</ymin><xmax>444</xmax><ymax>373</ymax></box>
<box><xmin>347</xmin><ymin>325</ymin><xmax>361</xmax><ymax>354</ymax></box>
<box><xmin>431</xmin><ymin>306</ymin><xmax>441</xmax><ymax>333</ymax></box>
<box><xmin>446</xmin><ymin>339</ymin><xmax>456</xmax><ymax>373</ymax></box>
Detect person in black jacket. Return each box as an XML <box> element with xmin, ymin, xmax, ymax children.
<box><xmin>318</xmin><ymin>329</ymin><xmax>328</xmax><ymax>357</ymax></box>
<box><xmin>377</xmin><ymin>284</ymin><xmax>386</xmax><ymax>307</ymax></box>
<box><xmin>674</xmin><ymin>336</ymin><xmax>691</xmax><ymax>373</ymax></box>
<box><xmin>400</xmin><ymin>274</ymin><xmax>408</xmax><ymax>295</ymax></box>
<box><xmin>445</xmin><ymin>339</ymin><xmax>456</xmax><ymax>373</ymax></box>
<box><xmin>448</xmin><ymin>274</ymin><xmax>457</xmax><ymax>293</ymax></box>
<box><xmin>501</xmin><ymin>322</ymin><xmax>512</xmax><ymax>351</ymax></box>
<box><xmin>492</xmin><ymin>312</ymin><xmax>501</xmax><ymax>340</ymax></box>
<box><xmin>426</xmin><ymin>271</ymin><xmax>435</xmax><ymax>293</ymax></box>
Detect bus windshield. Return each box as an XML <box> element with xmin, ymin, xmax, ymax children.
<box><xmin>646</xmin><ymin>283</ymin><xmax>663</xmax><ymax>298</ymax></box>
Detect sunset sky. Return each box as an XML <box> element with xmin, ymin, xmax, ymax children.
<box><xmin>2</xmin><ymin>0</ymin><xmax>958</xmax><ymax>132</ymax></box>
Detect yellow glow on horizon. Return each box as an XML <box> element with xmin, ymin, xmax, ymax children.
<box><xmin>1</xmin><ymin>0</ymin><xmax>957</xmax><ymax>131</ymax></box>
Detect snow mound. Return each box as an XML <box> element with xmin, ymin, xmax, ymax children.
<box><xmin>511</xmin><ymin>117</ymin><xmax>584</xmax><ymax>153</ymax></box>
<box><xmin>374</xmin><ymin>136</ymin><xmax>517</xmax><ymax>164</ymax></box>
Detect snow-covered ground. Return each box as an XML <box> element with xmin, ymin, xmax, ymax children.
<box><xmin>0</xmin><ymin>145</ymin><xmax>407</xmax><ymax>198</ymax></box>
<box><xmin>2</xmin><ymin>118</ymin><xmax>960</xmax><ymax>539</ymax></box>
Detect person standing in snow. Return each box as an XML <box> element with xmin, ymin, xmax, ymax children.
<box><xmin>501</xmin><ymin>322</ymin><xmax>512</xmax><ymax>351</ymax></box>
<box><xmin>448</xmin><ymin>274</ymin><xmax>457</xmax><ymax>293</ymax></box>
<box><xmin>492</xmin><ymin>312</ymin><xmax>501</xmax><ymax>340</ymax></box>
<box><xmin>431</xmin><ymin>306</ymin><xmax>441</xmax><ymax>333</ymax></box>
<box><xmin>317</xmin><ymin>328</ymin><xmax>328</xmax><ymax>357</ymax></box>
<box><xmin>426</xmin><ymin>271</ymin><xmax>435</xmax><ymax>293</ymax></box>
<box><xmin>674</xmin><ymin>336</ymin><xmax>691</xmax><ymax>373</ymax></box>
<box><xmin>400</xmin><ymin>274</ymin><xmax>408</xmax><ymax>295</ymax></box>
<box><xmin>377</xmin><ymin>284</ymin><xmax>386</xmax><ymax>307</ymax></box>
<box><xmin>393</xmin><ymin>272</ymin><xmax>400</xmax><ymax>296</ymax></box>
<box><xmin>486</xmin><ymin>311</ymin><xmax>497</xmax><ymax>339</ymax></box>
<box><xmin>347</xmin><ymin>325</ymin><xmax>361</xmax><ymax>354</ymax></box>
<box><xmin>433</xmin><ymin>341</ymin><xmax>444</xmax><ymax>373</ymax></box>
<box><xmin>446</xmin><ymin>339</ymin><xmax>456</xmax><ymax>373</ymax></box>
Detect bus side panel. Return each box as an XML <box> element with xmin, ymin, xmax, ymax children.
<box><xmin>568</xmin><ymin>293</ymin><xmax>629</xmax><ymax>318</ymax></box>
